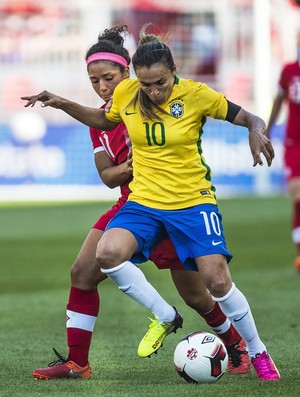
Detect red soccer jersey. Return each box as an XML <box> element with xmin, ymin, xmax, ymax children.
<box><xmin>89</xmin><ymin>121</ymin><xmax>132</xmax><ymax>207</ymax></box>
<box><xmin>279</xmin><ymin>61</ymin><xmax>300</xmax><ymax>144</ymax></box>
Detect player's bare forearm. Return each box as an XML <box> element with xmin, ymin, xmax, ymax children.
<box><xmin>21</xmin><ymin>90</ymin><xmax>117</xmax><ymax>130</ymax></box>
<box><xmin>97</xmin><ymin>151</ymin><xmax>133</xmax><ymax>189</ymax></box>
<box><xmin>101</xmin><ymin>163</ymin><xmax>132</xmax><ymax>188</ymax></box>
<box><xmin>232</xmin><ymin>108</ymin><xmax>265</xmax><ymax>132</ymax></box>
<box><xmin>232</xmin><ymin>108</ymin><xmax>275</xmax><ymax>167</ymax></box>
<box><xmin>61</xmin><ymin>100</ymin><xmax>115</xmax><ymax>130</ymax></box>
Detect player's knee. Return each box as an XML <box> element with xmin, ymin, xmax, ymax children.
<box><xmin>96</xmin><ymin>231</ymin><xmax>137</xmax><ymax>268</ymax></box>
<box><xmin>96</xmin><ymin>242</ymin><xmax>118</xmax><ymax>268</ymax></box>
<box><xmin>207</xmin><ymin>278</ymin><xmax>229</xmax><ymax>297</ymax></box>
<box><xmin>71</xmin><ymin>258</ymin><xmax>107</xmax><ymax>288</ymax></box>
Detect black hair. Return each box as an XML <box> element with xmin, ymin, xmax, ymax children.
<box><xmin>132</xmin><ymin>24</ymin><xmax>175</xmax><ymax>72</ymax></box>
<box><xmin>85</xmin><ymin>25</ymin><xmax>131</xmax><ymax>70</ymax></box>
<box><xmin>129</xmin><ymin>24</ymin><xmax>176</xmax><ymax>121</ymax></box>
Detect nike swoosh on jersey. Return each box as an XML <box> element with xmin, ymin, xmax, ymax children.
<box><xmin>125</xmin><ymin>110</ymin><xmax>137</xmax><ymax>115</ymax></box>
<box><xmin>212</xmin><ymin>240</ymin><xmax>222</xmax><ymax>246</ymax></box>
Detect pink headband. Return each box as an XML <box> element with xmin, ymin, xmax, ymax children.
<box><xmin>86</xmin><ymin>52</ymin><xmax>128</xmax><ymax>67</ymax></box>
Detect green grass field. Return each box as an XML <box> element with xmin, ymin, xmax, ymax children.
<box><xmin>0</xmin><ymin>196</ymin><xmax>299</xmax><ymax>397</ymax></box>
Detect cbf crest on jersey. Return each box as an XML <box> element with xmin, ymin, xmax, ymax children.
<box><xmin>170</xmin><ymin>100</ymin><xmax>184</xmax><ymax>118</ymax></box>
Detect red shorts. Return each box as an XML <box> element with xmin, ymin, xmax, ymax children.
<box><xmin>149</xmin><ymin>238</ymin><xmax>185</xmax><ymax>270</ymax></box>
<box><xmin>92</xmin><ymin>202</ymin><xmax>124</xmax><ymax>230</ymax></box>
<box><xmin>93</xmin><ymin>204</ymin><xmax>185</xmax><ymax>270</ymax></box>
<box><xmin>284</xmin><ymin>143</ymin><xmax>300</xmax><ymax>180</ymax></box>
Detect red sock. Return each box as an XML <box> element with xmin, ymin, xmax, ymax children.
<box><xmin>66</xmin><ymin>287</ymin><xmax>100</xmax><ymax>367</ymax></box>
<box><xmin>200</xmin><ymin>302</ymin><xmax>241</xmax><ymax>347</ymax></box>
<box><xmin>292</xmin><ymin>201</ymin><xmax>300</xmax><ymax>255</ymax></box>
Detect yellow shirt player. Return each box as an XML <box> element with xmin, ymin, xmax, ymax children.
<box><xmin>106</xmin><ymin>76</ymin><xmax>230</xmax><ymax>209</ymax></box>
<box><xmin>100</xmin><ymin>28</ymin><xmax>278</xmax><ymax>381</ymax></box>
<box><xmin>103</xmin><ymin>73</ymin><xmax>242</xmax><ymax>269</ymax></box>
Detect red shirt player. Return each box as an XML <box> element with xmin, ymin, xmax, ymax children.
<box><xmin>90</xmin><ymin>120</ymin><xmax>132</xmax><ymax>225</ymax></box>
<box><xmin>267</xmin><ymin>33</ymin><xmax>300</xmax><ymax>272</ymax></box>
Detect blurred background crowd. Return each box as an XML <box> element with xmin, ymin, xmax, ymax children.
<box><xmin>0</xmin><ymin>0</ymin><xmax>299</xmax><ymax>200</ymax></box>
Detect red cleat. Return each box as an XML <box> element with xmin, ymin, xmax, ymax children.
<box><xmin>33</xmin><ymin>348</ymin><xmax>91</xmax><ymax>380</ymax></box>
<box><xmin>226</xmin><ymin>339</ymin><xmax>251</xmax><ymax>375</ymax></box>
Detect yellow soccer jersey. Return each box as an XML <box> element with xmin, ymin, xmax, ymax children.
<box><xmin>106</xmin><ymin>76</ymin><xmax>228</xmax><ymax>210</ymax></box>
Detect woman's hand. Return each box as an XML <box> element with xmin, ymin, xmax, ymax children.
<box><xmin>21</xmin><ymin>90</ymin><xmax>65</xmax><ymax>109</ymax></box>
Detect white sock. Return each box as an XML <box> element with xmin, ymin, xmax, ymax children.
<box><xmin>101</xmin><ymin>261</ymin><xmax>175</xmax><ymax>322</ymax></box>
<box><xmin>292</xmin><ymin>226</ymin><xmax>300</xmax><ymax>244</ymax></box>
<box><xmin>212</xmin><ymin>283</ymin><xmax>266</xmax><ymax>357</ymax></box>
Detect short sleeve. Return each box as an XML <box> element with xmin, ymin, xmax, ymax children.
<box><xmin>105</xmin><ymin>83</ymin><xmax>124</xmax><ymax>123</ymax></box>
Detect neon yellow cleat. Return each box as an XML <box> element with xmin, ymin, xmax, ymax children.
<box><xmin>138</xmin><ymin>307</ymin><xmax>183</xmax><ymax>358</ymax></box>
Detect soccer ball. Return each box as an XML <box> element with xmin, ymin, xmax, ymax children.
<box><xmin>173</xmin><ymin>331</ymin><xmax>228</xmax><ymax>384</ymax></box>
